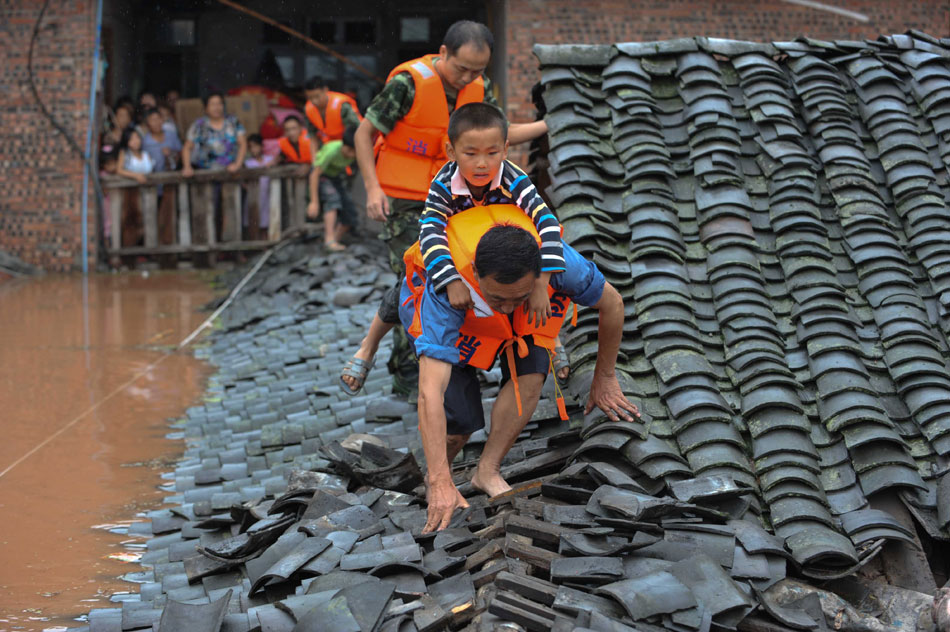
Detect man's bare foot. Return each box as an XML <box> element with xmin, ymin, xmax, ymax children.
<box><xmin>341</xmin><ymin>339</ymin><xmax>377</xmax><ymax>392</ymax></box>
<box><xmin>471</xmin><ymin>466</ymin><xmax>512</xmax><ymax>497</ymax></box>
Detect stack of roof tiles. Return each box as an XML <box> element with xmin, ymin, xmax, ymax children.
<box><xmin>536</xmin><ymin>30</ymin><xmax>950</xmax><ymax>580</ymax></box>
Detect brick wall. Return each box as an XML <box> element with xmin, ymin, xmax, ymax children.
<box><xmin>1</xmin><ymin>1</ymin><xmax>95</xmax><ymax>271</ymax></box>
<box><xmin>504</xmin><ymin>0</ymin><xmax>950</xmax><ymax>165</ymax></box>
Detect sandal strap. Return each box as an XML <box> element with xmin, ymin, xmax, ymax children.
<box><xmin>341</xmin><ymin>357</ymin><xmax>374</xmax><ymax>379</ymax></box>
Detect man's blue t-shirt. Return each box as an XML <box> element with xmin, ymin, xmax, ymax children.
<box><xmin>399</xmin><ymin>240</ymin><xmax>607</xmax><ymax>365</ymax></box>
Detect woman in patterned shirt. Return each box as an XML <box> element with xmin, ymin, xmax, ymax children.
<box><xmin>182</xmin><ymin>93</ymin><xmax>247</xmax><ymax>176</ymax></box>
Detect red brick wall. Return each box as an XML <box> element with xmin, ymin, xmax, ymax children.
<box><xmin>1</xmin><ymin>1</ymin><xmax>96</xmax><ymax>271</ymax></box>
<box><xmin>504</xmin><ymin>0</ymin><xmax>950</xmax><ymax>165</ymax></box>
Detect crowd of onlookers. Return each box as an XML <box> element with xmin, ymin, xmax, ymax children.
<box><xmin>100</xmin><ymin>81</ymin><xmax>358</xmax><ymax>254</ymax></box>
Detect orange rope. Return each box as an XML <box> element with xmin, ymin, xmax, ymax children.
<box><xmin>501</xmin><ymin>336</ymin><xmax>529</xmax><ymax>417</ymax></box>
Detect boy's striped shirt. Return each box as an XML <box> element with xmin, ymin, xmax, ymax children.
<box><xmin>420</xmin><ymin>160</ymin><xmax>566</xmax><ymax>291</ymax></box>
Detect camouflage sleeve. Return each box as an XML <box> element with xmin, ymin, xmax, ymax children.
<box><xmin>340</xmin><ymin>102</ymin><xmax>362</xmax><ymax>132</ymax></box>
<box><xmin>482</xmin><ymin>76</ymin><xmax>499</xmax><ymax>107</ymax></box>
<box><xmin>364</xmin><ymin>73</ymin><xmax>415</xmax><ymax>135</ymax></box>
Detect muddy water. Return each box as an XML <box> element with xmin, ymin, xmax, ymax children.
<box><xmin>0</xmin><ymin>272</ymin><xmax>214</xmax><ymax>631</ymax></box>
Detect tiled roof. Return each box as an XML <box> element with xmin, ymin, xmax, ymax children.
<box><xmin>534</xmin><ymin>30</ymin><xmax>950</xmax><ymax>577</ymax></box>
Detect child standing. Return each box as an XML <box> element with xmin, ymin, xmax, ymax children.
<box><xmin>115</xmin><ymin>128</ymin><xmax>154</xmax><ymax>247</ymax></box>
<box><xmin>308</xmin><ymin>127</ymin><xmax>358</xmax><ymax>252</ymax></box>
<box><xmin>340</xmin><ymin>103</ymin><xmax>569</xmax><ymax>394</ymax></box>
<box><xmin>244</xmin><ymin>133</ymin><xmax>274</xmax><ymax>238</ymax></box>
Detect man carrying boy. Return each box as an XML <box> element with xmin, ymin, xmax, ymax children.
<box><xmin>304</xmin><ymin>76</ymin><xmax>362</xmax><ymax>145</ymax></box>
<box><xmin>350</xmin><ymin>20</ymin><xmax>548</xmax><ymax>396</ymax></box>
<box><xmin>399</xmin><ymin>211</ymin><xmax>640</xmax><ymax>533</ymax></box>
<box><xmin>341</xmin><ymin>103</ymin><xmax>562</xmax><ymax>395</ymax></box>
<box><xmin>308</xmin><ymin>128</ymin><xmax>358</xmax><ymax>252</ymax></box>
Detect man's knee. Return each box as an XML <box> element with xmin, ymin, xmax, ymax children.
<box><xmin>517</xmin><ymin>373</ymin><xmax>545</xmax><ymax>400</ymax></box>
<box><xmin>447</xmin><ymin>433</ymin><xmax>470</xmax><ymax>448</ymax></box>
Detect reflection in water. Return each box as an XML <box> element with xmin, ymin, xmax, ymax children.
<box><xmin>0</xmin><ymin>272</ymin><xmax>213</xmax><ymax>631</ymax></box>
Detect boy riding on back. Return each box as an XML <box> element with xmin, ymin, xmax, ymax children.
<box><xmin>341</xmin><ymin>103</ymin><xmax>566</xmax><ymax>394</ymax></box>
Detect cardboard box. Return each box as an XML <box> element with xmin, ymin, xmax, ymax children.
<box><xmin>176</xmin><ymin>94</ymin><xmax>269</xmax><ymax>138</ymax></box>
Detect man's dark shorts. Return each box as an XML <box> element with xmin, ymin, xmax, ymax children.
<box><xmin>441</xmin><ymin>336</ymin><xmax>551</xmax><ymax>436</ymax></box>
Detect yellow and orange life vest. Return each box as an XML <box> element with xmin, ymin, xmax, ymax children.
<box><xmin>403</xmin><ymin>204</ymin><xmax>573</xmax><ymax>419</ymax></box>
<box><xmin>374</xmin><ymin>55</ymin><xmax>485</xmax><ymax>201</ymax></box>
<box><xmin>305</xmin><ymin>92</ymin><xmax>360</xmax><ymax>143</ymax></box>
<box><xmin>278</xmin><ymin>133</ymin><xmax>313</xmax><ymax>164</ymax></box>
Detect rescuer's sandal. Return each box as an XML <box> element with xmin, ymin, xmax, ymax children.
<box><xmin>340</xmin><ymin>356</ymin><xmax>375</xmax><ymax>395</ymax></box>
<box><xmin>553</xmin><ymin>344</ymin><xmax>571</xmax><ymax>384</ymax></box>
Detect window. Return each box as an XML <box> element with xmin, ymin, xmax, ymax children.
<box><xmin>400</xmin><ymin>17</ymin><xmax>429</xmax><ymax>43</ymax></box>
<box><xmin>158</xmin><ymin>19</ymin><xmax>195</xmax><ymax>46</ymax></box>
<box><xmin>344</xmin><ymin>20</ymin><xmax>375</xmax><ymax>45</ymax></box>
<box><xmin>310</xmin><ymin>20</ymin><xmax>336</xmax><ymax>44</ymax></box>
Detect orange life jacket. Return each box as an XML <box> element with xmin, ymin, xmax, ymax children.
<box><xmin>403</xmin><ymin>204</ymin><xmax>573</xmax><ymax>419</ymax></box>
<box><xmin>278</xmin><ymin>133</ymin><xmax>312</xmax><ymax>164</ymax></box>
<box><xmin>374</xmin><ymin>55</ymin><xmax>485</xmax><ymax>201</ymax></box>
<box><xmin>305</xmin><ymin>92</ymin><xmax>361</xmax><ymax>143</ymax></box>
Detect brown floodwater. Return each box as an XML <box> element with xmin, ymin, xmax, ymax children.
<box><xmin>0</xmin><ymin>272</ymin><xmax>215</xmax><ymax>631</ymax></box>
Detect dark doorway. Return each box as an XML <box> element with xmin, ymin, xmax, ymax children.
<box><xmin>144</xmin><ymin>51</ymin><xmax>198</xmax><ymax>97</ymax></box>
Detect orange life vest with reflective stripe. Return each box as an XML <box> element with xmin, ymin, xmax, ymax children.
<box><xmin>278</xmin><ymin>133</ymin><xmax>312</xmax><ymax>164</ymax></box>
<box><xmin>305</xmin><ymin>92</ymin><xmax>361</xmax><ymax>143</ymax></box>
<box><xmin>375</xmin><ymin>55</ymin><xmax>485</xmax><ymax>201</ymax></box>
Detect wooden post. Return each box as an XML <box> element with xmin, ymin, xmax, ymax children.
<box><xmin>142</xmin><ymin>186</ymin><xmax>159</xmax><ymax>248</ymax></box>
<box><xmin>190</xmin><ymin>183</ymin><xmax>210</xmax><ymax>245</ymax></box>
<box><xmin>178</xmin><ymin>182</ymin><xmax>191</xmax><ymax>246</ymax></box>
<box><xmin>109</xmin><ymin>189</ymin><xmax>122</xmax><ymax>251</ymax></box>
<box><xmin>293</xmin><ymin>176</ymin><xmax>307</xmax><ymax>229</ymax></box>
<box><xmin>220</xmin><ymin>183</ymin><xmax>240</xmax><ymax>242</ymax></box>
<box><xmin>246</xmin><ymin>179</ymin><xmax>260</xmax><ymax>241</ymax></box>
<box><xmin>189</xmin><ymin>182</ymin><xmax>213</xmax><ymax>267</ymax></box>
<box><xmin>269</xmin><ymin>175</ymin><xmax>282</xmax><ymax>241</ymax></box>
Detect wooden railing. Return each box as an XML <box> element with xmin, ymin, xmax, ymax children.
<box><xmin>100</xmin><ymin>165</ymin><xmax>310</xmax><ymax>264</ymax></box>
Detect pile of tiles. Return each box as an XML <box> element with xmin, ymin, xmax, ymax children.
<box><xmin>535</xmin><ymin>30</ymin><xmax>950</xmax><ymax>583</ymax></box>
<box><xmin>78</xmin><ymin>237</ymin><xmax>802</xmax><ymax>632</ymax></box>
<box><xmin>77</xmin><ymin>234</ymin><xmax>939</xmax><ymax>632</ymax></box>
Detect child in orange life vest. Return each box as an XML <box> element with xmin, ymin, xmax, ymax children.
<box><xmin>340</xmin><ymin>103</ymin><xmax>568</xmax><ymax>395</ymax></box>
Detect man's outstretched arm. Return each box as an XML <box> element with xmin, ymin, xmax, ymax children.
<box><xmin>586</xmin><ymin>282</ymin><xmax>640</xmax><ymax>422</ymax></box>
<box><xmin>354</xmin><ymin>117</ymin><xmax>389</xmax><ymax>221</ymax></box>
<box><xmin>508</xmin><ymin>120</ymin><xmax>548</xmax><ymax>145</ymax></box>
<box><xmin>418</xmin><ymin>355</ymin><xmax>469</xmax><ymax>532</ymax></box>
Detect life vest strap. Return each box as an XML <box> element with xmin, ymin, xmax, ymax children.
<box><xmin>501</xmin><ymin>336</ymin><xmax>529</xmax><ymax>418</ymax></box>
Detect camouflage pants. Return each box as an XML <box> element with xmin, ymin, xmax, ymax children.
<box><xmin>380</xmin><ymin>198</ymin><xmax>423</xmax><ymax>395</ymax></box>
